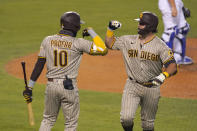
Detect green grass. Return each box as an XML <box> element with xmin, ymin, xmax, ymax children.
<box><xmin>0</xmin><ymin>0</ymin><xmax>197</xmax><ymax>130</ymax></box>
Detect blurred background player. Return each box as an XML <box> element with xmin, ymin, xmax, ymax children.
<box><xmin>158</xmin><ymin>0</ymin><xmax>192</xmax><ymax>65</ymax></box>
<box><xmin>22</xmin><ymin>11</ymin><xmax>107</xmax><ymax>131</ymax></box>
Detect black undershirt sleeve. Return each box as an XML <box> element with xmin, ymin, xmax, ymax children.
<box><xmin>30</xmin><ymin>57</ymin><xmax>46</xmax><ymax>81</ymax></box>
<box><xmin>164</xmin><ymin>58</ymin><xmax>177</xmax><ymax>76</ymax></box>
<box><xmin>164</xmin><ymin>58</ymin><xmax>176</xmax><ymax>68</ymax></box>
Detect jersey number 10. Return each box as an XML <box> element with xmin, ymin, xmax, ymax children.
<box><xmin>54</xmin><ymin>50</ymin><xmax>68</xmax><ymax>67</ymax></box>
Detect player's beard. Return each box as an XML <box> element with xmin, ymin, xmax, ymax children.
<box><xmin>137</xmin><ymin>28</ymin><xmax>150</xmax><ymax>37</ymax></box>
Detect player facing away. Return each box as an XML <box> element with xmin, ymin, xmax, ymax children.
<box><xmin>105</xmin><ymin>12</ymin><xmax>177</xmax><ymax>131</ymax></box>
<box><xmin>158</xmin><ymin>0</ymin><xmax>192</xmax><ymax>65</ymax></box>
<box><xmin>22</xmin><ymin>11</ymin><xmax>107</xmax><ymax>131</ymax></box>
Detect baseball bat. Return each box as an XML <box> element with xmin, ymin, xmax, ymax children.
<box><xmin>21</xmin><ymin>61</ymin><xmax>35</xmax><ymax>126</ymax></box>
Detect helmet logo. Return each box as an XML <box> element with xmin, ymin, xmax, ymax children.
<box><xmin>140</xmin><ymin>13</ymin><xmax>143</xmax><ymax>19</ymax></box>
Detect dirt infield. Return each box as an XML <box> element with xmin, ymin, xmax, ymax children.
<box><xmin>5</xmin><ymin>38</ymin><xmax>197</xmax><ymax>99</ymax></box>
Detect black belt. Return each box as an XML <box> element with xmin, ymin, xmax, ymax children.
<box><xmin>48</xmin><ymin>77</ymin><xmax>69</xmax><ymax>82</ymax></box>
<box><xmin>48</xmin><ymin>78</ymin><xmax>65</xmax><ymax>82</ymax></box>
<box><xmin>129</xmin><ymin>77</ymin><xmax>154</xmax><ymax>88</ymax></box>
<box><xmin>48</xmin><ymin>78</ymin><xmax>54</xmax><ymax>82</ymax></box>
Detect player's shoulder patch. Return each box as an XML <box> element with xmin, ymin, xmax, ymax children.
<box><xmin>168</xmin><ymin>50</ymin><xmax>174</xmax><ymax>57</ymax></box>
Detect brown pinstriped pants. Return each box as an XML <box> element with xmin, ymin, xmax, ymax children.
<box><xmin>120</xmin><ymin>78</ymin><xmax>160</xmax><ymax>130</ymax></box>
<box><xmin>39</xmin><ymin>79</ymin><xmax>79</xmax><ymax>131</ymax></box>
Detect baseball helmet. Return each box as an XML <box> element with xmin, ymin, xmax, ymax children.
<box><xmin>60</xmin><ymin>11</ymin><xmax>84</xmax><ymax>33</ymax></box>
<box><xmin>135</xmin><ymin>11</ymin><xmax>158</xmax><ymax>35</ymax></box>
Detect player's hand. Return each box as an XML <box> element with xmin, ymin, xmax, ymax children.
<box><xmin>108</xmin><ymin>20</ymin><xmax>122</xmax><ymax>30</ymax></box>
<box><xmin>82</xmin><ymin>27</ymin><xmax>93</xmax><ymax>38</ymax></box>
<box><xmin>149</xmin><ymin>73</ymin><xmax>167</xmax><ymax>86</ymax></box>
<box><xmin>171</xmin><ymin>7</ymin><xmax>178</xmax><ymax>17</ymax></box>
<box><xmin>23</xmin><ymin>86</ymin><xmax>33</xmax><ymax>103</ymax></box>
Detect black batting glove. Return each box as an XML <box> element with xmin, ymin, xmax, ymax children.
<box><xmin>108</xmin><ymin>20</ymin><xmax>122</xmax><ymax>30</ymax></box>
<box><xmin>23</xmin><ymin>86</ymin><xmax>33</xmax><ymax>103</ymax></box>
<box><xmin>182</xmin><ymin>7</ymin><xmax>191</xmax><ymax>18</ymax></box>
<box><xmin>82</xmin><ymin>28</ymin><xmax>90</xmax><ymax>38</ymax></box>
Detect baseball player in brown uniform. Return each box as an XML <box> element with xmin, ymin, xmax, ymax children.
<box><xmin>105</xmin><ymin>12</ymin><xmax>177</xmax><ymax>131</ymax></box>
<box><xmin>22</xmin><ymin>11</ymin><xmax>107</xmax><ymax>131</ymax></box>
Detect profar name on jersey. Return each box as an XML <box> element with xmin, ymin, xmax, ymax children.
<box><xmin>51</xmin><ymin>40</ymin><xmax>72</xmax><ymax>49</ymax></box>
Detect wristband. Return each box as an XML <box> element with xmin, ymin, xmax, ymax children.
<box><xmin>162</xmin><ymin>72</ymin><xmax>170</xmax><ymax>78</ymax></box>
<box><xmin>106</xmin><ymin>28</ymin><xmax>114</xmax><ymax>37</ymax></box>
<box><xmin>28</xmin><ymin>79</ymin><xmax>36</xmax><ymax>88</ymax></box>
<box><xmin>87</xmin><ymin>28</ymin><xmax>97</xmax><ymax>38</ymax></box>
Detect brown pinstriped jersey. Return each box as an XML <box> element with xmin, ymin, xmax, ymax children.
<box><xmin>111</xmin><ymin>35</ymin><xmax>174</xmax><ymax>83</ymax></box>
<box><xmin>38</xmin><ymin>34</ymin><xmax>92</xmax><ymax>79</ymax></box>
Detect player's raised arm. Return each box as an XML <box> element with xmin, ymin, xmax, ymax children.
<box><xmin>105</xmin><ymin>20</ymin><xmax>121</xmax><ymax>48</ymax></box>
<box><xmin>82</xmin><ymin>27</ymin><xmax>108</xmax><ymax>55</ymax></box>
<box><xmin>168</xmin><ymin>0</ymin><xmax>177</xmax><ymax>17</ymax></box>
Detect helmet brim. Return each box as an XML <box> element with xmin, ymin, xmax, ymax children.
<box><xmin>134</xmin><ymin>18</ymin><xmax>140</xmax><ymax>22</ymax></box>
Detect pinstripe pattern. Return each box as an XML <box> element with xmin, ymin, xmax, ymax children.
<box><xmin>113</xmin><ymin>35</ymin><xmax>172</xmax><ymax>82</ymax></box>
<box><xmin>112</xmin><ymin>35</ymin><xmax>171</xmax><ymax>130</ymax></box>
<box><xmin>38</xmin><ymin>34</ymin><xmax>92</xmax><ymax>131</ymax></box>
<box><xmin>39</xmin><ymin>80</ymin><xmax>79</xmax><ymax>131</ymax></box>
<box><xmin>39</xmin><ymin>34</ymin><xmax>92</xmax><ymax>79</ymax></box>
